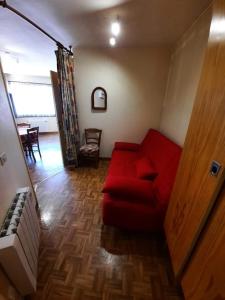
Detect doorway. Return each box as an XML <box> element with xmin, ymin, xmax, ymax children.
<box><xmin>4</xmin><ymin>72</ymin><xmax>64</xmax><ymax>186</ymax></box>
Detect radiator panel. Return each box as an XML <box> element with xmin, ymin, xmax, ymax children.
<box><xmin>0</xmin><ymin>187</ymin><xmax>40</xmax><ymax>296</ymax></box>
<box><xmin>0</xmin><ymin>234</ymin><xmax>36</xmax><ymax>295</ymax></box>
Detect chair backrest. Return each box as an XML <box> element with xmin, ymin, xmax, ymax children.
<box><xmin>85</xmin><ymin>128</ymin><xmax>102</xmax><ymax>147</ymax></box>
<box><xmin>27</xmin><ymin>127</ymin><xmax>39</xmax><ymax>144</ymax></box>
<box><xmin>17</xmin><ymin>123</ymin><xmax>31</xmax><ymax>128</ymax></box>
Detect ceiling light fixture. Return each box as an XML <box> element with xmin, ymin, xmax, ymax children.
<box><xmin>109</xmin><ymin>37</ymin><xmax>116</xmax><ymax>47</ymax></box>
<box><xmin>111</xmin><ymin>19</ymin><xmax>121</xmax><ymax>36</ymax></box>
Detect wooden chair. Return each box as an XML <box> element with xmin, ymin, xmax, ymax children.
<box><xmin>79</xmin><ymin>128</ymin><xmax>102</xmax><ymax>167</ymax></box>
<box><xmin>26</xmin><ymin>127</ymin><xmax>42</xmax><ymax>162</ymax></box>
<box><xmin>17</xmin><ymin>124</ymin><xmax>31</xmax><ymax>156</ymax></box>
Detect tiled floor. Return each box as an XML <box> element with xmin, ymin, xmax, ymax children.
<box><xmin>27</xmin><ymin>135</ymin><xmax>183</xmax><ymax>300</ymax></box>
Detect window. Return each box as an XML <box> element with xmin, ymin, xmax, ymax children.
<box><xmin>8</xmin><ymin>81</ymin><xmax>56</xmax><ymax>117</ymax></box>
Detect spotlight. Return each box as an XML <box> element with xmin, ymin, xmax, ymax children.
<box><xmin>111</xmin><ymin>21</ymin><xmax>120</xmax><ymax>36</ymax></box>
<box><xmin>109</xmin><ymin>37</ymin><xmax>116</xmax><ymax>47</ymax></box>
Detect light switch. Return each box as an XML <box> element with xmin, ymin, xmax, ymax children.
<box><xmin>0</xmin><ymin>152</ymin><xmax>7</xmax><ymax>166</ymax></box>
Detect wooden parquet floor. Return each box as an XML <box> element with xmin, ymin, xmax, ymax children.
<box><xmin>26</xmin><ymin>133</ymin><xmax>64</xmax><ymax>185</ymax></box>
<box><xmin>27</xmin><ymin>161</ymin><xmax>183</xmax><ymax>300</ymax></box>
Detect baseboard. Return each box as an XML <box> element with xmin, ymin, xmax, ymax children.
<box><xmin>100</xmin><ymin>157</ymin><xmax>111</xmax><ymax>161</ymax></box>
<box><xmin>39</xmin><ymin>132</ymin><xmax>59</xmax><ymax>135</ymax></box>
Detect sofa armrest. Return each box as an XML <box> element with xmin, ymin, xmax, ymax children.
<box><xmin>102</xmin><ymin>176</ymin><xmax>155</xmax><ymax>204</ymax></box>
<box><xmin>114</xmin><ymin>142</ymin><xmax>140</xmax><ymax>152</ymax></box>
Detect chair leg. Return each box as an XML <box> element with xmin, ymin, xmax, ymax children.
<box><xmin>95</xmin><ymin>156</ymin><xmax>99</xmax><ymax>168</ymax></box>
<box><xmin>28</xmin><ymin>146</ymin><xmax>31</xmax><ymax>157</ymax></box>
<box><xmin>32</xmin><ymin>149</ymin><xmax>36</xmax><ymax>162</ymax></box>
<box><xmin>23</xmin><ymin>146</ymin><xmax>28</xmax><ymax>156</ymax></box>
<box><xmin>37</xmin><ymin>143</ymin><xmax>42</xmax><ymax>158</ymax></box>
<box><xmin>29</xmin><ymin>145</ymin><xmax>36</xmax><ymax>162</ymax></box>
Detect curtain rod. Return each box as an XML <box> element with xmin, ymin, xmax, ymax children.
<box><xmin>0</xmin><ymin>0</ymin><xmax>73</xmax><ymax>55</ymax></box>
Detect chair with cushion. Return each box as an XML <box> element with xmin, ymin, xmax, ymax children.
<box><xmin>79</xmin><ymin>128</ymin><xmax>102</xmax><ymax>167</ymax></box>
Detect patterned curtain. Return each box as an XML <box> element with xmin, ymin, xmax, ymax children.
<box><xmin>55</xmin><ymin>47</ymin><xmax>80</xmax><ymax>167</ymax></box>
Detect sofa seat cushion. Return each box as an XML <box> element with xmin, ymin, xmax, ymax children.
<box><xmin>108</xmin><ymin>150</ymin><xmax>138</xmax><ymax>177</ymax></box>
<box><xmin>102</xmin><ymin>176</ymin><xmax>155</xmax><ymax>204</ymax></box>
<box><xmin>135</xmin><ymin>156</ymin><xmax>158</xmax><ymax>180</ymax></box>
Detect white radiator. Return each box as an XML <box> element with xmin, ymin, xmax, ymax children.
<box><xmin>0</xmin><ymin>187</ymin><xmax>40</xmax><ymax>296</ymax></box>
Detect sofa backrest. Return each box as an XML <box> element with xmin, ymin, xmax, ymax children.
<box><xmin>140</xmin><ymin>129</ymin><xmax>182</xmax><ymax>206</ymax></box>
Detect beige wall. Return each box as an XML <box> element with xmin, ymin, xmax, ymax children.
<box><xmin>159</xmin><ymin>8</ymin><xmax>211</xmax><ymax>146</ymax></box>
<box><xmin>0</xmin><ymin>64</ymin><xmax>32</xmax><ymax>299</ymax></box>
<box><xmin>75</xmin><ymin>47</ymin><xmax>171</xmax><ymax>157</ymax></box>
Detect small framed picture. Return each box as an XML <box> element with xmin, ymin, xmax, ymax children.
<box><xmin>91</xmin><ymin>87</ymin><xmax>107</xmax><ymax>111</ymax></box>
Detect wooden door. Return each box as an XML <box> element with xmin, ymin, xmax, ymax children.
<box><xmin>164</xmin><ymin>0</ymin><xmax>225</xmax><ymax>277</ymax></box>
<box><xmin>50</xmin><ymin>71</ymin><xmax>67</xmax><ymax>165</ymax></box>
<box><xmin>181</xmin><ymin>182</ymin><xmax>225</xmax><ymax>299</ymax></box>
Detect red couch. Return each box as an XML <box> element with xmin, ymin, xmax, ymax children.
<box><xmin>102</xmin><ymin>129</ymin><xmax>182</xmax><ymax>231</ymax></box>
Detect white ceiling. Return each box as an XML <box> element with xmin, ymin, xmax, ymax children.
<box><xmin>0</xmin><ymin>0</ymin><xmax>212</xmax><ymax>76</ymax></box>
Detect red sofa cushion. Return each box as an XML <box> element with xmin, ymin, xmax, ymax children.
<box><xmin>135</xmin><ymin>156</ymin><xmax>158</xmax><ymax>180</ymax></box>
<box><xmin>140</xmin><ymin>129</ymin><xmax>181</xmax><ymax>175</ymax></box>
<box><xmin>102</xmin><ymin>176</ymin><xmax>155</xmax><ymax>204</ymax></box>
<box><xmin>153</xmin><ymin>153</ymin><xmax>181</xmax><ymax>206</ymax></box>
<box><xmin>114</xmin><ymin>142</ymin><xmax>140</xmax><ymax>152</ymax></box>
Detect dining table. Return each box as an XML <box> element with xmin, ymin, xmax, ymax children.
<box><xmin>18</xmin><ymin>127</ymin><xmax>28</xmax><ymax>136</ymax></box>
<box><xmin>17</xmin><ymin>127</ymin><xmax>29</xmax><ymax>142</ymax></box>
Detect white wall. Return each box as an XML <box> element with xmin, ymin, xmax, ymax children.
<box><xmin>0</xmin><ymin>64</ymin><xmax>33</xmax><ymax>299</ymax></box>
<box><xmin>0</xmin><ymin>69</ymin><xmax>34</xmax><ymax>223</ymax></box>
<box><xmin>159</xmin><ymin>8</ymin><xmax>211</xmax><ymax>146</ymax></box>
<box><xmin>5</xmin><ymin>74</ymin><xmax>58</xmax><ymax>133</ymax></box>
<box><xmin>75</xmin><ymin>47</ymin><xmax>171</xmax><ymax>157</ymax></box>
